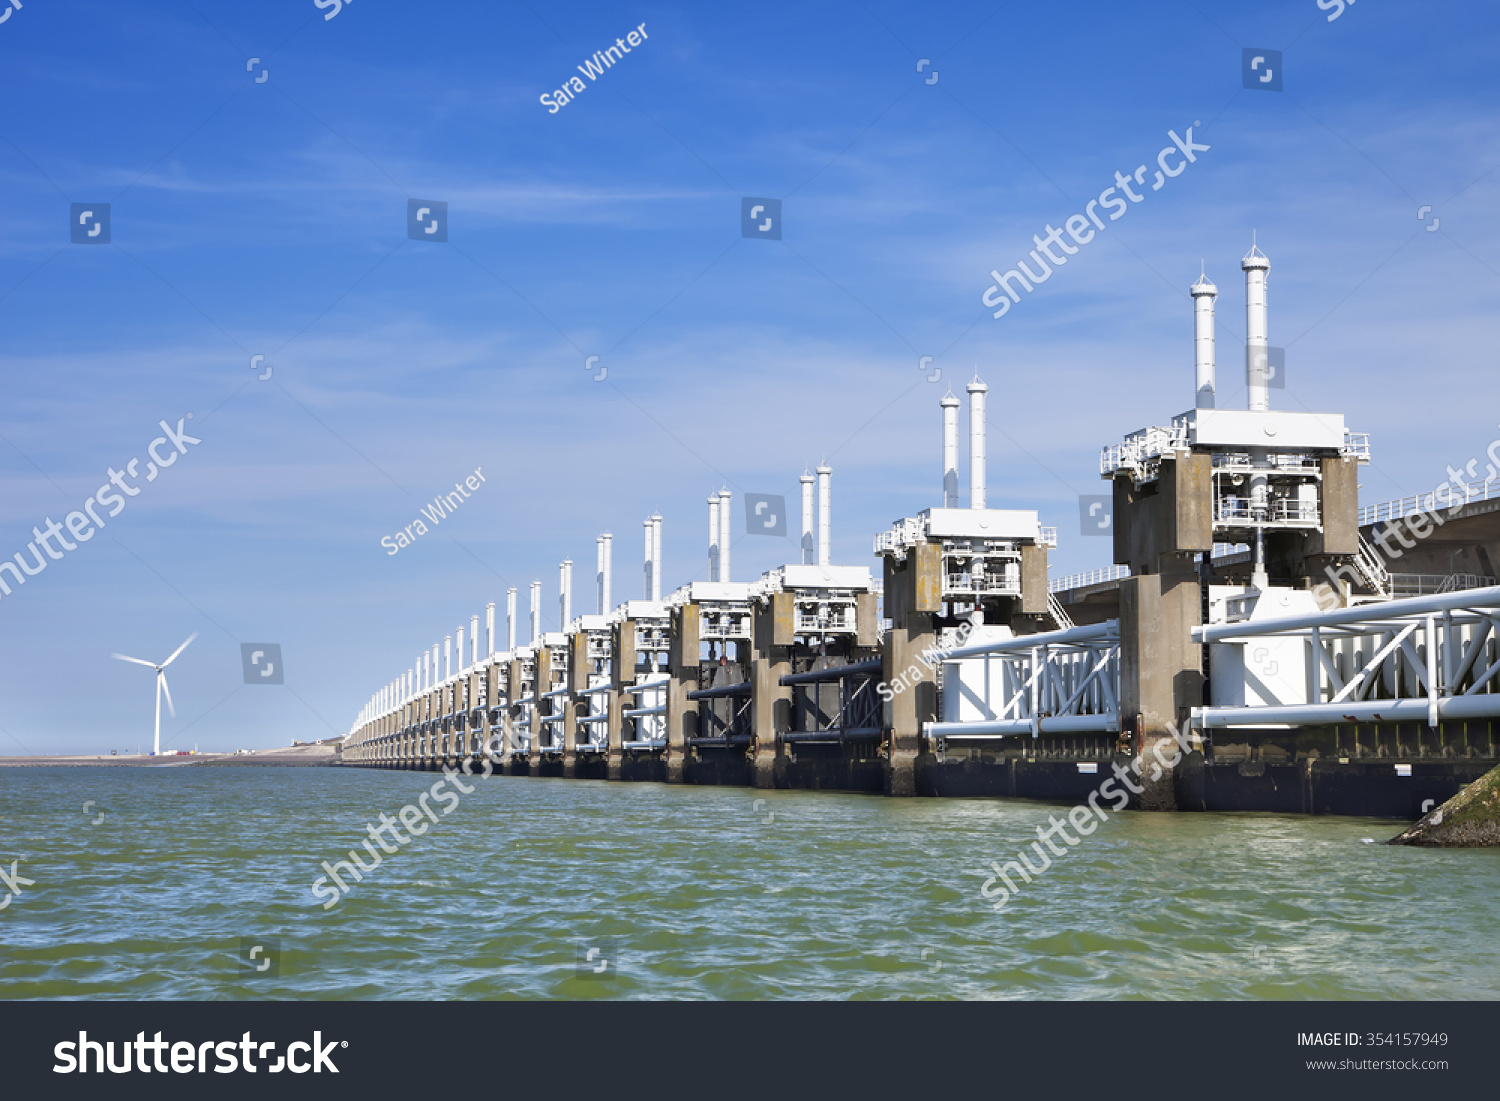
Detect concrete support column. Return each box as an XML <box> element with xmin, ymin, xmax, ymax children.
<box><xmin>564</xmin><ymin>631</ymin><xmax>588</xmax><ymax>779</ymax></box>
<box><xmin>446</xmin><ymin>676</ymin><xmax>455</xmax><ymax>758</ymax></box>
<box><xmin>447</xmin><ymin>678</ymin><xmax>457</xmax><ymax>764</ymax></box>
<box><xmin>506</xmin><ymin>657</ymin><xmax>524</xmax><ymax>774</ymax></box>
<box><xmin>751</xmin><ymin>594</ymin><xmax>794</xmax><ymax>788</ymax></box>
<box><xmin>408</xmin><ymin>695</ymin><xmax>417</xmax><ymax>765</ymax></box>
<box><xmin>884</xmin><ymin>614</ymin><xmax>936</xmax><ymax>796</ymax></box>
<box><xmin>427</xmin><ymin>683</ymin><xmax>436</xmax><ymax>767</ymax></box>
<box><xmin>442</xmin><ymin>679</ymin><xmax>453</xmax><ymax>766</ymax></box>
<box><xmin>534</xmin><ymin>646</ymin><xmax>552</xmax><ymax>759</ymax></box>
<box><xmin>882</xmin><ymin>543</ymin><xmax>941</xmax><ymax>796</ymax></box>
<box><xmin>476</xmin><ymin>661</ymin><xmax>491</xmax><ymax>761</ymax></box>
<box><xmin>454</xmin><ymin>677</ymin><xmax>464</xmax><ymax>764</ymax></box>
<box><xmin>423</xmin><ymin>686</ymin><xmax>432</xmax><ymax>766</ymax></box>
<box><xmin>666</xmin><ymin>603</ymin><xmax>701</xmax><ymax>783</ymax></box>
<box><xmin>440</xmin><ymin>680</ymin><xmax>451</xmax><ymax>767</ymax></box>
<box><xmin>609</xmin><ymin>619</ymin><xmax>636</xmax><ymax>781</ymax></box>
<box><xmin>467</xmin><ymin>668</ymin><xmax>481</xmax><ymax>761</ymax></box>
<box><xmin>447</xmin><ymin>681</ymin><xmax>459</xmax><ymax>768</ymax></box>
<box><xmin>422</xmin><ymin>685</ymin><xmax>431</xmax><ymax>766</ymax></box>
<box><xmin>1118</xmin><ymin>561</ymin><xmax>1203</xmax><ymax>811</ymax></box>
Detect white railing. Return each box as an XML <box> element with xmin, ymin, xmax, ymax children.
<box><xmin>1049</xmin><ymin>564</ymin><xmax>1131</xmax><ymax>593</ymax></box>
<box><xmin>874</xmin><ymin>516</ymin><xmax>926</xmax><ymax>556</ymax></box>
<box><xmin>1211</xmin><ymin>452</ymin><xmax>1321</xmax><ymax>472</ymax></box>
<box><xmin>1389</xmin><ymin>573</ymin><xmax>1497</xmax><ymax>597</ymax></box>
<box><xmin>794</xmin><ymin>604</ymin><xmax>857</xmax><ymax>633</ymax></box>
<box><xmin>1100</xmin><ymin>420</ymin><xmax>1190</xmax><ymax>477</ymax></box>
<box><xmin>1274</xmin><ymin>498</ymin><xmax>1320</xmax><ymax>523</ymax></box>
<box><xmin>700</xmin><ymin>611</ymin><xmax>753</xmax><ymax>640</ymax></box>
<box><xmin>1215</xmin><ymin>497</ymin><xmax>1319</xmax><ymax>524</ymax></box>
<box><xmin>944</xmin><ymin>569</ymin><xmax>1021</xmax><ymax>596</ymax></box>
<box><xmin>1038</xmin><ymin>526</ymin><xmax>1058</xmax><ymax>548</ymax></box>
<box><xmin>1359</xmin><ymin>475</ymin><xmax>1500</xmax><ymax>526</ymax></box>
<box><xmin>1217</xmin><ymin>497</ymin><xmax>1254</xmax><ymax>522</ymax></box>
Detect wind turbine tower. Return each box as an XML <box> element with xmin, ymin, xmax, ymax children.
<box><xmin>112</xmin><ymin>633</ymin><xmax>197</xmax><ymax>756</ymax></box>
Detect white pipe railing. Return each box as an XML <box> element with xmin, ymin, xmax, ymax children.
<box><xmin>1359</xmin><ymin>476</ymin><xmax>1500</xmax><ymax>526</ymax></box>
<box><xmin>1196</xmin><ymin>585</ymin><xmax>1500</xmax><ymax>641</ymax></box>
<box><xmin>927</xmin><ymin>621</ymin><xmax>1121</xmax><ymax>741</ymax></box>
<box><xmin>1193</xmin><ymin>586</ymin><xmax>1500</xmax><ymax>729</ymax></box>
<box><xmin>1049</xmin><ymin>564</ymin><xmax>1131</xmax><ymax>593</ymax></box>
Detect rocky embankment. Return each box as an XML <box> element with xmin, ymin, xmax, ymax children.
<box><xmin>1389</xmin><ymin>763</ymin><xmax>1500</xmax><ymax>847</ymax></box>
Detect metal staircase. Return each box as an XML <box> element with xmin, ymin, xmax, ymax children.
<box><xmin>1353</xmin><ymin>534</ymin><xmax>1390</xmax><ymax>597</ymax></box>
<box><xmin>1047</xmin><ymin>592</ymin><xmax>1075</xmax><ymax>631</ymax></box>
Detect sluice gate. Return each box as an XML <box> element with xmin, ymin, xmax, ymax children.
<box><xmin>344</xmin><ymin>245</ymin><xmax>1500</xmax><ymax>816</ymax></box>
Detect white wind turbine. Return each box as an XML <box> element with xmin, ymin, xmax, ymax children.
<box><xmin>112</xmin><ymin>633</ymin><xmax>197</xmax><ymax>756</ymax></box>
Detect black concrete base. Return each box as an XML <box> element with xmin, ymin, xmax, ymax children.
<box><xmin>920</xmin><ymin>756</ymin><xmax>1123</xmax><ymax>804</ymax></box>
<box><xmin>618</xmin><ymin>754</ymin><xmax>668</xmax><ymax>783</ymax></box>
<box><xmin>779</xmin><ymin>757</ymin><xmax>884</xmax><ymax>792</ymax></box>
<box><xmin>573</xmin><ymin>756</ymin><xmax>609</xmax><ymax>781</ymax></box>
<box><xmin>1179</xmin><ymin>756</ymin><xmax>1497</xmax><ymax>817</ymax></box>
<box><xmin>916</xmin><ymin>752</ymin><xmax>1499</xmax><ymax>818</ymax></box>
<box><xmin>341</xmin><ymin>727</ymin><xmax>1500</xmax><ymax>819</ymax></box>
<box><xmin>683</xmin><ymin>754</ymin><xmax>752</xmax><ymax>786</ymax></box>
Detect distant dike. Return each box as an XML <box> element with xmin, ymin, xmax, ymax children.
<box><xmin>0</xmin><ymin>747</ymin><xmax>335</xmax><ymax>768</ymax></box>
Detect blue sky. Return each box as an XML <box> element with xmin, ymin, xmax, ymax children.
<box><xmin>3</xmin><ymin>0</ymin><xmax>1498</xmax><ymax>752</ymax></box>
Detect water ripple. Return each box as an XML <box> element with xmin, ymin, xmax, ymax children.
<box><xmin>1</xmin><ymin>767</ymin><xmax>1498</xmax><ymax>999</ymax></box>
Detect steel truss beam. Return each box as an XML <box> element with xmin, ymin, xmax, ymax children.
<box><xmin>926</xmin><ymin>622</ymin><xmax>1121</xmax><ymax>741</ymax></box>
<box><xmin>1193</xmin><ymin>586</ymin><xmax>1500</xmax><ymax>728</ymax></box>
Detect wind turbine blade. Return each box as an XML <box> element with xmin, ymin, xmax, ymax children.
<box><xmin>160</xmin><ymin>673</ymin><xmax>176</xmax><ymax>718</ymax></box>
<box><xmin>112</xmin><ymin>654</ymin><xmax>157</xmax><ymax>669</ymax></box>
<box><xmin>162</xmin><ymin>632</ymin><xmax>198</xmax><ymax>668</ymax></box>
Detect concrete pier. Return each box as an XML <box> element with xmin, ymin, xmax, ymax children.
<box><xmin>607</xmin><ymin>613</ymin><xmax>632</xmax><ymax>782</ymax></box>
<box><xmin>1109</xmin><ymin>455</ymin><xmax>1213</xmax><ymax>810</ymax></box>
<box><xmin>881</xmin><ymin>543</ymin><xmax>939</xmax><ymax>796</ymax></box>
<box><xmin>665</xmin><ymin>600</ymin><xmax>699</xmax><ymax>784</ymax></box>
<box><xmin>750</xmin><ymin>593</ymin><xmax>791</xmax><ymax>789</ymax></box>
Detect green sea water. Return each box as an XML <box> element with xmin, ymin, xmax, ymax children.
<box><xmin>2</xmin><ymin>765</ymin><xmax>1497</xmax><ymax>1000</ymax></box>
